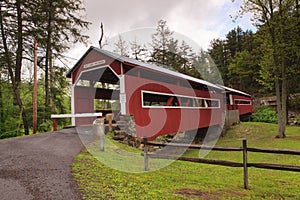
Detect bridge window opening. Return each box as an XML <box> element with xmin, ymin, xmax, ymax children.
<box><xmin>142</xmin><ymin>90</ymin><xmax>220</xmax><ymax>108</ymax></box>
<box><xmin>234</xmin><ymin>99</ymin><xmax>252</xmax><ymax>105</ymax></box>
<box><xmin>75</xmin><ymin>66</ymin><xmax>121</xmax><ymax>119</ymax></box>
<box><xmin>76</xmin><ymin>79</ymin><xmax>90</xmax><ymax>87</ymax></box>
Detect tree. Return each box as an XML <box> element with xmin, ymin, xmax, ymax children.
<box><xmin>225</xmin><ymin>26</ymin><xmax>243</xmax><ymax>59</ymax></box>
<box><xmin>32</xmin><ymin>0</ymin><xmax>89</xmax><ymax>112</ymax></box>
<box><xmin>0</xmin><ymin>73</ymin><xmax>3</xmax><ymax>133</ymax></box>
<box><xmin>237</xmin><ymin>0</ymin><xmax>300</xmax><ymax>138</ymax></box>
<box><xmin>228</xmin><ymin>50</ymin><xmax>260</xmax><ymax>93</ymax></box>
<box><xmin>150</xmin><ymin>19</ymin><xmax>193</xmax><ymax>74</ymax></box>
<box><xmin>178</xmin><ymin>40</ymin><xmax>195</xmax><ymax>72</ymax></box>
<box><xmin>192</xmin><ymin>49</ymin><xmax>209</xmax><ymax>80</ymax></box>
<box><xmin>208</xmin><ymin>28</ymin><xmax>260</xmax><ymax>89</ymax></box>
<box><xmin>0</xmin><ymin>0</ymin><xmax>30</xmax><ymax>135</ymax></box>
<box><xmin>0</xmin><ymin>0</ymin><xmax>89</xmax><ymax>135</ymax></box>
<box><xmin>149</xmin><ymin>19</ymin><xmax>175</xmax><ymax>66</ymax></box>
<box><xmin>208</xmin><ymin>39</ymin><xmax>230</xmax><ymax>85</ymax></box>
<box><xmin>129</xmin><ymin>38</ymin><xmax>148</xmax><ymax>61</ymax></box>
<box><xmin>114</xmin><ymin>35</ymin><xmax>129</xmax><ymax>56</ymax></box>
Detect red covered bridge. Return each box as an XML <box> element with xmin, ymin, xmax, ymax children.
<box><xmin>65</xmin><ymin>46</ymin><xmax>251</xmax><ymax>139</ymax></box>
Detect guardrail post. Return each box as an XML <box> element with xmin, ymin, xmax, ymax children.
<box><xmin>144</xmin><ymin>137</ymin><xmax>149</xmax><ymax>171</ymax></box>
<box><xmin>243</xmin><ymin>139</ymin><xmax>249</xmax><ymax>189</ymax></box>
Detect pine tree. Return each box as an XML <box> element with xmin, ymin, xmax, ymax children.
<box><xmin>149</xmin><ymin>19</ymin><xmax>174</xmax><ymax>67</ymax></box>
<box><xmin>129</xmin><ymin>38</ymin><xmax>148</xmax><ymax>61</ymax></box>
<box><xmin>32</xmin><ymin>0</ymin><xmax>89</xmax><ymax>112</ymax></box>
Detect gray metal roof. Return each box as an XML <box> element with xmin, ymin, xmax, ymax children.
<box><xmin>67</xmin><ymin>46</ymin><xmax>252</xmax><ymax>95</ymax></box>
<box><xmin>217</xmin><ymin>84</ymin><xmax>251</xmax><ymax>97</ymax></box>
<box><xmin>83</xmin><ymin>46</ymin><xmax>222</xmax><ymax>90</ymax></box>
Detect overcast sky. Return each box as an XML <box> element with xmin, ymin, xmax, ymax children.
<box><xmin>65</xmin><ymin>0</ymin><xmax>254</xmax><ymax>66</ymax></box>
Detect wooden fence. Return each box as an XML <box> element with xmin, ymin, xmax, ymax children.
<box><xmin>142</xmin><ymin>138</ymin><xmax>300</xmax><ymax>189</ymax></box>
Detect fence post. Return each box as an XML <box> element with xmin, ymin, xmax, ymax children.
<box><xmin>243</xmin><ymin>139</ymin><xmax>249</xmax><ymax>189</ymax></box>
<box><xmin>93</xmin><ymin>118</ymin><xmax>105</xmax><ymax>151</ymax></box>
<box><xmin>144</xmin><ymin>137</ymin><xmax>149</xmax><ymax>171</ymax></box>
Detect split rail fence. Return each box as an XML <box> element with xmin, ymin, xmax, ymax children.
<box><xmin>142</xmin><ymin>138</ymin><xmax>300</xmax><ymax>189</ymax></box>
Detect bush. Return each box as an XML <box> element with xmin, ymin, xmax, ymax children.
<box><xmin>0</xmin><ymin>131</ymin><xmax>22</xmax><ymax>139</ymax></box>
<box><xmin>250</xmin><ymin>106</ymin><xmax>278</xmax><ymax>123</ymax></box>
<box><xmin>38</xmin><ymin>119</ymin><xmax>53</xmax><ymax>132</ymax></box>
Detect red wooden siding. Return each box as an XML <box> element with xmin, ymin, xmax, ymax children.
<box><xmin>125</xmin><ymin>75</ymin><xmax>224</xmax><ymax>139</ymax></box>
<box><xmin>231</xmin><ymin>94</ymin><xmax>253</xmax><ymax>115</ymax></box>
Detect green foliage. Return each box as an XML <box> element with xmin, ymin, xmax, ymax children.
<box><xmin>0</xmin><ymin>131</ymin><xmax>22</xmax><ymax>139</ymax></box>
<box><xmin>208</xmin><ymin>27</ymin><xmax>263</xmax><ymax>94</ymax></box>
<box><xmin>149</xmin><ymin>20</ymin><xmax>209</xmax><ymax>81</ymax></box>
<box><xmin>0</xmin><ymin>75</ymin><xmax>71</xmax><ymax>139</ymax></box>
<box><xmin>38</xmin><ymin>119</ymin><xmax>53</xmax><ymax>132</ymax></box>
<box><xmin>0</xmin><ymin>0</ymin><xmax>88</xmax><ymax>137</ymax></box>
<box><xmin>228</xmin><ymin>50</ymin><xmax>261</xmax><ymax>92</ymax></box>
<box><xmin>0</xmin><ymin>82</ymin><xmax>23</xmax><ymax>138</ymax></box>
<box><xmin>250</xmin><ymin>106</ymin><xmax>278</xmax><ymax>123</ymax></box>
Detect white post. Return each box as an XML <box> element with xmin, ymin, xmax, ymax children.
<box><xmin>93</xmin><ymin>118</ymin><xmax>105</xmax><ymax>151</ymax></box>
<box><xmin>229</xmin><ymin>94</ymin><xmax>233</xmax><ymax>105</ymax></box>
<box><xmin>71</xmin><ymin>85</ymin><xmax>76</xmax><ymax>126</ymax></box>
<box><xmin>119</xmin><ymin>75</ymin><xmax>126</xmax><ymax>115</ymax></box>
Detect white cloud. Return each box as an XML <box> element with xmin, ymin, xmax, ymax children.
<box><xmin>66</xmin><ymin>0</ymin><xmax>254</xmax><ymax>66</ymax></box>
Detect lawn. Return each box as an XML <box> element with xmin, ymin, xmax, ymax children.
<box><xmin>72</xmin><ymin>122</ymin><xmax>300</xmax><ymax>199</ymax></box>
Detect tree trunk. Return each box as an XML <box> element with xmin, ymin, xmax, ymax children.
<box><xmin>0</xmin><ymin>4</ymin><xmax>29</xmax><ymax>135</ymax></box>
<box><xmin>45</xmin><ymin>46</ymin><xmax>50</xmax><ymax>110</ymax></box>
<box><xmin>45</xmin><ymin>1</ymin><xmax>53</xmax><ymax>110</ymax></box>
<box><xmin>275</xmin><ymin>77</ymin><xmax>284</xmax><ymax>138</ymax></box>
<box><xmin>0</xmin><ymin>82</ymin><xmax>3</xmax><ymax>133</ymax></box>
<box><xmin>15</xmin><ymin>0</ymin><xmax>23</xmax><ymax>84</ymax></box>
<box><xmin>276</xmin><ymin>0</ymin><xmax>286</xmax><ymax>138</ymax></box>
<box><xmin>280</xmin><ymin>61</ymin><xmax>287</xmax><ymax>138</ymax></box>
<box><xmin>33</xmin><ymin>40</ymin><xmax>38</xmax><ymax>134</ymax></box>
<box><xmin>50</xmin><ymin>52</ymin><xmax>56</xmax><ymax>113</ymax></box>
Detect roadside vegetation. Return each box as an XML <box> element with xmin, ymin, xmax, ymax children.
<box><xmin>72</xmin><ymin>122</ymin><xmax>300</xmax><ymax>199</ymax></box>
<box><xmin>249</xmin><ymin>106</ymin><xmax>278</xmax><ymax>124</ymax></box>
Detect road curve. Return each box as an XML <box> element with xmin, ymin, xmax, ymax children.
<box><xmin>0</xmin><ymin>128</ymin><xmax>84</xmax><ymax>200</ymax></box>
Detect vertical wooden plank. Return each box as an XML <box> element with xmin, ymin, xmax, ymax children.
<box><xmin>243</xmin><ymin>139</ymin><xmax>249</xmax><ymax>189</ymax></box>
<box><xmin>144</xmin><ymin>137</ymin><xmax>149</xmax><ymax>171</ymax></box>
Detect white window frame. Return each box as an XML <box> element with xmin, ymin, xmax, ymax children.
<box><xmin>234</xmin><ymin>99</ymin><xmax>252</xmax><ymax>105</ymax></box>
<box><xmin>71</xmin><ymin>65</ymin><xmax>122</xmax><ymax>125</ymax></box>
<box><xmin>141</xmin><ymin>90</ymin><xmax>220</xmax><ymax>109</ymax></box>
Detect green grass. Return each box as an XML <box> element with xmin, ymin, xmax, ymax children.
<box><xmin>72</xmin><ymin>122</ymin><xmax>300</xmax><ymax>199</ymax></box>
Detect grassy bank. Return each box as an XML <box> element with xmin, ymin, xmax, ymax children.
<box><xmin>72</xmin><ymin>122</ymin><xmax>300</xmax><ymax>199</ymax></box>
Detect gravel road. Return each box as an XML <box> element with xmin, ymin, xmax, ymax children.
<box><xmin>0</xmin><ymin>128</ymin><xmax>84</xmax><ymax>200</ymax></box>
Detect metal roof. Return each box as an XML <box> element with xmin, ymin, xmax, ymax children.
<box><xmin>67</xmin><ymin>46</ymin><xmax>223</xmax><ymax>90</ymax></box>
<box><xmin>217</xmin><ymin>84</ymin><xmax>251</xmax><ymax>97</ymax></box>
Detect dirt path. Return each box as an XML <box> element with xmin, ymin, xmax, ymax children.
<box><xmin>0</xmin><ymin>128</ymin><xmax>84</xmax><ymax>200</ymax></box>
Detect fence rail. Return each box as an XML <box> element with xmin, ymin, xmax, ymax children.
<box><xmin>143</xmin><ymin>138</ymin><xmax>300</xmax><ymax>189</ymax></box>
<box><xmin>145</xmin><ymin>141</ymin><xmax>243</xmax><ymax>151</ymax></box>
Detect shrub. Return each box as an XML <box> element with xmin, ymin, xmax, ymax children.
<box><xmin>38</xmin><ymin>119</ymin><xmax>53</xmax><ymax>132</ymax></box>
<box><xmin>250</xmin><ymin>106</ymin><xmax>278</xmax><ymax>123</ymax></box>
<box><xmin>0</xmin><ymin>131</ymin><xmax>21</xmax><ymax>139</ymax></box>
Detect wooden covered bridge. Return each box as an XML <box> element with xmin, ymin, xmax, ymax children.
<box><xmin>54</xmin><ymin>46</ymin><xmax>252</xmax><ymax>140</ymax></box>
